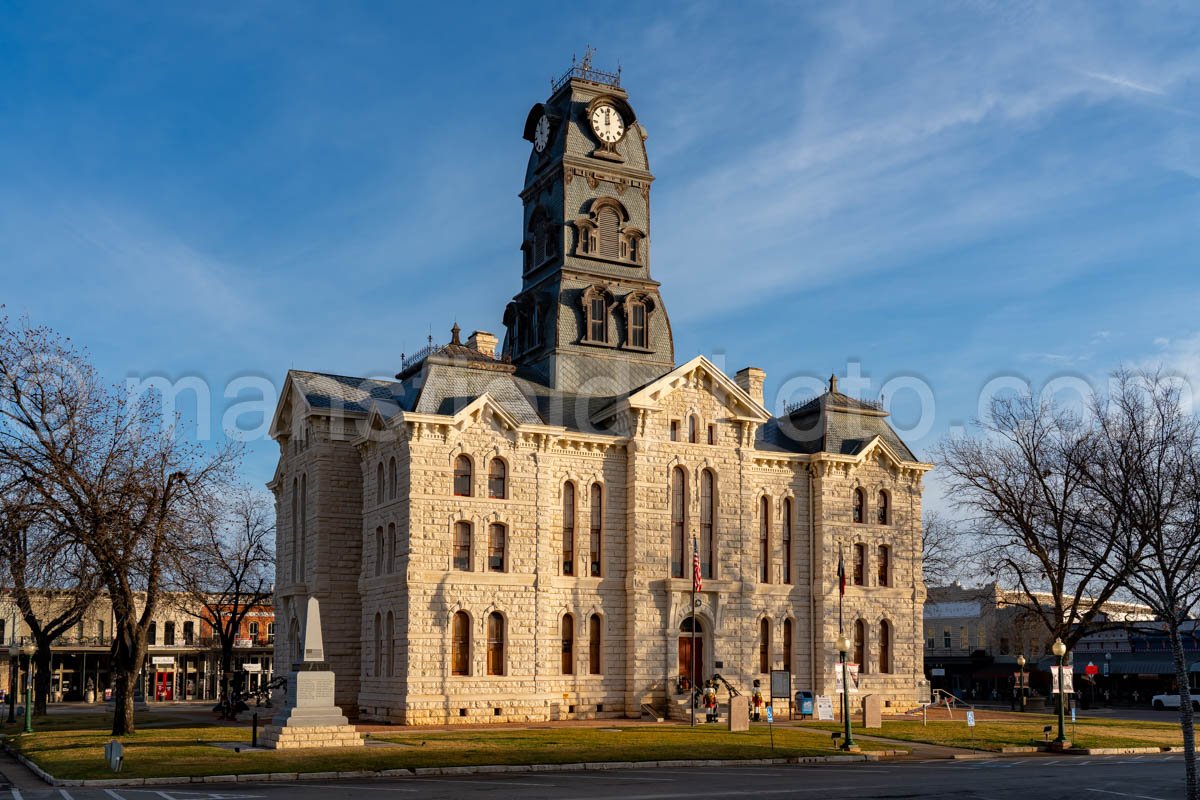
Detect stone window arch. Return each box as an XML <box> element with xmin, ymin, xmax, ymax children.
<box><xmin>488</xmin><ymin>457</ymin><xmax>507</xmax><ymax>499</ymax></box>
<box><xmin>782</xmin><ymin>497</ymin><xmax>794</xmax><ymax>584</ymax></box>
<box><xmin>699</xmin><ymin>469</ymin><xmax>716</xmax><ymax>579</ymax></box>
<box><xmin>573</xmin><ymin>197</ymin><xmax>631</xmax><ymax>262</ymax></box>
<box><xmin>588</xmin><ymin>613</ymin><xmax>603</xmax><ymax>675</ymax></box>
<box><xmin>373</xmin><ymin>611</ymin><xmax>383</xmax><ymax>677</ymax></box>
<box><xmin>374</xmin><ymin>526</ymin><xmax>384</xmax><ymax>577</ymax></box>
<box><xmin>670</xmin><ymin>466</ymin><xmax>688</xmax><ymax>578</ymax></box>
<box><xmin>783</xmin><ymin>618</ymin><xmax>794</xmax><ymax>674</ymax></box>
<box><xmin>879</xmin><ymin>619</ymin><xmax>893</xmax><ymax>674</ymax></box>
<box><xmin>562</xmin><ymin>481</ymin><xmax>577</xmax><ymax>575</ymax></box>
<box><xmin>758</xmin><ymin>495</ymin><xmax>771</xmax><ymax>583</ymax></box>
<box><xmin>488</xmin><ymin>522</ymin><xmax>506</xmax><ymax>573</ymax></box>
<box><xmin>387</xmin><ymin>523</ymin><xmax>396</xmax><ymax>574</ymax></box>
<box><xmin>623</xmin><ymin>293</ymin><xmax>654</xmax><ymax>350</ymax></box>
<box><xmin>388</xmin><ymin>457</ymin><xmax>397</xmax><ymax>501</ymax></box>
<box><xmin>853</xmin><ymin>542</ymin><xmax>867</xmax><ymax>586</ymax></box>
<box><xmin>376</xmin><ymin>462</ymin><xmax>385</xmax><ymax>506</ymax></box>
<box><xmin>854</xmin><ymin>618</ymin><xmax>867</xmax><ymax>671</ymax></box>
<box><xmin>581</xmin><ymin>286</ymin><xmax>614</xmax><ymax>344</ymax></box>
<box><xmin>877</xmin><ymin>544</ymin><xmax>891</xmax><ymax>587</ymax></box>
<box><xmin>589</xmin><ymin>482</ymin><xmax>603</xmax><ymax>577</ymax></box>
<box><xmin>877</xmin><ymin>489</ymin><xmax>890</xmax><ymax>525</ymax></box>
<box><xmin>852</xmin><ymin>487</ymin><xmax>865</xmax><ymax>524</ymax></box>
<box><xmin>759</xmin><ymin>616</ymin><xmax>771</xmax><ymax>673</ymax></box>
<box><xmin>688</xmin><ymin>414</ymin><xmax>699</xmax><ymax>444</ymax></box>
<box><xmin>453</xmin><ymin>521</ymin><xmax>472</xmax><ymax>571</ymax></box>
<box><xmin>621</xmin><ymin>227</ymin><xmax>646</xmax><ymax>264</ymax></box>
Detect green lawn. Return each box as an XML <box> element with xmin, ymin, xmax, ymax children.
<box><xmin>3</xmin><ymin>721</ymin><xmax>896</xmax><ymax>781</ymax></box>
<box><xmin>798</xmin><ymin>714</ymin><xmax>1187</xmax><ymax>752</ymax></box>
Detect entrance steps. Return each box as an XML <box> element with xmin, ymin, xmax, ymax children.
<box><xmin>640</xmin><ymin>703</ymin><xmax>664</xmax><ymax>722</ymax></box>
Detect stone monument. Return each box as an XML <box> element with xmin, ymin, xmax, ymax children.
<box><xmin>860</xmin><ymin>694</ymin><xmax>883</xmax><ymax>729</ymax></box>
<box><xmin>260</xmin><ymin>597</ymin><xmax>363</xmax><ymax>749</ymax></box>
<box><xmin>727</xmin><ymin>695</ymin><xmax>750</xmax><ymax>732</ymax></box>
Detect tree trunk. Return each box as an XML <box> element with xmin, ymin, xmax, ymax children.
<box><xmin>1169</xmin><ymin>624</ymin><xmax>1197</xmax><ymax>800</ymax></box>
<box><xmin>110</xmin><ymin>624</ymin><xmax>145</xmax><ymax>736</ymax></box>
<box><xmin>32</xmin><ymin>643</ymin><xmax>52</xmax><ymax>716</ymax></box>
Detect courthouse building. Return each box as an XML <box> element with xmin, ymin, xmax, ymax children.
<box><xmin>268</xmin><ymin>60</ymin><xmax>932</xmax><ymax>724</ymax></box>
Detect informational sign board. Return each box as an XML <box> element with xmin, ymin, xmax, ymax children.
<box><xmin>1050</xmin><ymin>666</ymin><xmax>1075</xmax><ymax>694</ymax></box>
<box><xmin>816</xmin><ymin>695</ymin><xmax>835</xmax><ymax>721</ymax></box>
<box><xmin>1012</xmin><ymin>672</ymin><xmax>1028</xmax><ymax>688</ymax></box>
<box><xmin>834</xmin><ymin>664</ymin><xmax>860</xmax><ymax>694</ymax></box>
<box><xmin>931</xmin><ymin>668</ymin><xmax>946</xmax><ymax>677</ymax></box>
<box><xmin>243</xmin><ymin>663</ymin><xmax>262</xmax><ymax>673</ymax></box>
<box><xmin>966</xmin><ymin>711</ymin><xmax>976</xmax><ymax>727</ymax></box>
<box><xmin>770</xmin><ymin>670</ymin><xmax>791</xmax><ymax>702</ymax></box>
<box><xmin>151</xmin><ymin>656</ymin><xmax>174</xmax><ymax>666</ymax></box>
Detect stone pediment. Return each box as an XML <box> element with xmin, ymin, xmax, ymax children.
<box><xmin>592</xmin><ymin>355</ymin><xmax>770</xmax><ymax>425</ymax></box>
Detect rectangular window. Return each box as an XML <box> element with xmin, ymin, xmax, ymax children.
<box><xmin>959</xmin><ymin>626</ymin><xmax>967</xmax><ymax>651</ymax></box>
<box><xmin>183</xmin><ymin>621</ymin><xmax>194</xmax><ymax>645</ymax></box>
<box><xmin>782</xmin><ymin>499</ymin><xmax>793</xmax><ymax>584</ymax></box>
<box><xmin>454</xmin><ymin>522</ymin><xmax>472</xmax><ymax>571</ymax></box>
<box><xmin>669</xmin><ymin>420</ymin><xmax>679</xmax><ymax>441</ymax></box>
<box><xmin>164</xmin><ymin>622</ymin><xmax>175</xmax><ymax>646</ymax></box>
<box><xmin>853</xmin><ymin>544</ymin><xmax>865</xmax><ymax>586</ymax></box>
<box><xmin>589</xmin><ymin>297</ymin><xmax>606</xmax><ymax>342</ymax></box>
<box><xmin>759</xmin><ymin>497</ymin><xmax>770</xmax><ymax>583</ymax></box>
<box><xmin>98</xmin><ymin>619</ymin><xmax>105</xmax><ymax>642</ymax></box>
<box><xmin>148</xmin><ymin>622</ymin><xmax>157</xmax><ymax>646</ymax></box>
<box><xmin>943</xmin><ymin>628</ymin><xmax>951</xmax><ymax>649</ymax></box>
<box><xmin>563</xmin><ymin>483</ymin><xmax>576</xmax><ymax>576</ymax></box>
<box><xmin>0</xmin><ymin>619</ymin><xmax>5</xmax><ymax>645</ymax></box>
<box><xmin>589</xmin><ymin>484</ymin><xmax>603</xmax><ymax>577</ymax></box>
<box><xmin>1000</xmin><ymin>637</ymin><xmax>1011</xmax><ymax>655</ymax></box>
<box><xmin>249</xmin><ymin>622</ymin><xmax>259</xmax><ymax>639</ymax></box>
<box><xmin>588</xmin><ymin>616</ymin><xmax>602</xmax><ymax>675</ymax></box>
<box><xmin>488</xmin><ymin>523</ymin><xmax>506</xmax><ymax>572</ymax></box>
<box><xmin>707</xmin><ymin>424</ymin><xmax>716</xmax><ymax>445</ymax></box>
<box><xmin>877</xmin><ymin>545</ymin><xmax>889</xmax><ymax>587</ymax></box>
<box><xmin>630</xmin><ymin>303</ymin><xmax>647</xmax><ymax>348</ymax></box>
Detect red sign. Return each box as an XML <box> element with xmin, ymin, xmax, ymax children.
<box><xmin>1085</xmin><ymin>663</ymin><xmax>1099</xmax><ymax>676</ymax></box>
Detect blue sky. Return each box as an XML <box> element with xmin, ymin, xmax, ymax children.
<box><xmin>3</xmin><ymin>2</ymin><xmax>1199</xmax><ymax>511</ymax></box>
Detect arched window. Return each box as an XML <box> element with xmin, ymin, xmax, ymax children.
<box><xmin>585</xmin><ymin>291</ymin><xmax>607</xmax><ymax>343</ymax></box>
<box><xmin>299</xmin><ymin>474</ymin><xmax>307</xmax><ymax>581</ymax></box>
<box><xmin>783</xmin><ymin>618</ymin><xmax>793</xmax><ymax>674</ymax></box>
<box><xmin>386</xmin><ymin>611</ymin><xmax>395</xmax><ymax>678</ymax></box>
<box><xmin>562</xmin><ymin>482</ymin><xmax>576</xmax><ymax>576</ymax></box>
<box><xmin>628</xmin><ymin>298</ymin><xmax>647</xmax><ymax>348</ymax></box>
<box><xmin>376</xmin><ymin>462</ymin><xmax>384</xmax><ymax>506</ymax></box>
<box><xmin>700</xmin><ymin>469</ymin><xmax>715</xmax><ymax>579</ymax></box>
<box><xmin>451</xmin><ymin>611</ymin><xmax>470</xmax><ymax>676</ymax></box>
<box><xmin>759</xmin><ymin>617</ymin><xmax>771</xmax><ymax>673</ymax></box>
<box><xmin>877</xmin><ymin>490</ymin><xmax>889</xmax><ymax>525</ymax></box>
<box><xmin>388</xmin><ymin>457</ymin><xmax>397</xmax><ymax>501</ymax></box>
<box><xmin>291</xmin><ymin>477</ymin><xmax>298</xmax><ymax>581</ymax></box>
<box><xmin>853</xmin><ymin>543</ymin><xmax>866</xmax><ymax>586</ymax></box>
<box><xmin>488</xmin><ymin>523</ymin><xmax>506</xmax><ymax>572</ymax></box>
<box><xmin>486</xmin><ymin>612</ymin><xmax>505</xmax><ymax>676</ymax></box>
<box><xmin>375</xmin><ymin>526</ymin><xmax>384</xmax><ymax>577</ymax></box>
<box><xmin>852</xmin><ymin>488</ymin><xmax>865</xmax><ymax>524</ymax></box>
<box><xmin>707</xmin><ymin>424</ymin><xmax>716</xmax><ymax>445</ymax></box>
<box><xmin>589</xmin><ymin>483</ymin><xmax>603</xmax><ymax>577</ymax></box>
<box><xmin>561</xmin><ymin>614</ymin><xmax>575</xmax><ymax>675</ymax></box>
<box><xmin>588</xmin><ymin>614</ymin><xmax>602</xmax><ymax>675</ymax></box>
<box><xmin>454</xmin><ymin>522</ymin><xmax>472</xmax><ymax>571</ymax></box>
<box><xmin>688</xmin><ymin>415</ymin><xmax>699</xmax><ymax>444</ymax></box>
<box><xmin>759</xmin><ymin>496</ymin><xmax>770</xmax><ymax>583</ymax></box>
<box><xmin>387</xmin><ymin>523</ymin><xmax>396</xmax><ymax>574</ymax></box>
<box><xmin>670</xmin><ymin>467</ymin><xmax>687</xmax><ymax>578</ymax></box>
<box><xmin>879</xmin><ymin>620</ymin><xmax>892</xmax><ymax>674</ymax></box>
<box><xmin>488</xmin><ymin>458</ymin><xmax>507</xmax><ymax>499</ymax></box>
<box><xmin>453</xmin><ymin>455</ymin><xmax>473</xmax><ymax>497</ymax></box>
<box><xmin>373</xmin><ymin>612</ymin><xmax>382</xmax><ymax>677</ymax></box>
<box><xmin>854</xmin><ymin>619</ymin><xmax>866</xmax><ymax>671</ymax></box>
<box><xmin>877</xmin><ymin>544</ymin><xmax>891</xmax><ymax>587</ymax></box>
<box><xmin>597</xmin><ymin>205</ymin><xmax>621</xmax><ymax>260</ymax></box>
<box><xmin>782</xmin><ymin>498</ymin><xmax>793</xmax><ymax>584</ymax></box>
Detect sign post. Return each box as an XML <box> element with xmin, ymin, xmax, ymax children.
<box><xmin>966</xmin><ymin>710</ymin><xmax>976</xmax><ymax>751</ymax></box>
<box><xmin>766</xmin><ymin>704</ymin><xmax>775</xmax><ymax>750</ymax></box>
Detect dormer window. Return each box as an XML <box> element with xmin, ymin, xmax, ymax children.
<box><xmin>528</xmin><ymin>207</ymin><xmax>555</xmax><ymax>267</ymax></box>
<box><xmin>622</xmin><ymin>293</ymin><xmax>654</xmax><ymax>350</ymax></box>
<box><xmin>581</xmin><ymin>286</ymin><xmax>612</xmax><ymax>345</ymax></box>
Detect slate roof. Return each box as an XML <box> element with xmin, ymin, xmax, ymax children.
<box><xmin>290</xmin><ymin>371</ymin><xmax>412</xmax><ymax>415</ymax></box>
<box><xmin>756</xmin><ymin>390</ymin><xmax>918</xmax><ymax>461</ymax></box>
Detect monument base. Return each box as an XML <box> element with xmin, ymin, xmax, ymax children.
<box><xmin>260</xmin><ymin>724</ymin><xmax>364</xmax><ymax>750</ymax></box>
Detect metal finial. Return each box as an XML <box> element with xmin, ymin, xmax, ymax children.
<box><xmin>581</xmin><ymin>45</ymin><xmax>594</xmax><ymax>71</ymax></box>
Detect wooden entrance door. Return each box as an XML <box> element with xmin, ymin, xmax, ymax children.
<box><xmin>678</xmin><ymin>636</ymin><xmax>703</xmax><ymax>685</ymax></box>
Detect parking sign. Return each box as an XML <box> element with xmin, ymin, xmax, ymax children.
<box><xmin>966</xmin><ymin>711</ymin><xmax>976</xmax><ymax>727</ymax></box>
<box><xmin>766</xmin><ymin>706</ymin><xmax>773</xmax><ymax>723</ymax></box>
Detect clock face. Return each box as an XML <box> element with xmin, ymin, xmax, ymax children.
<box><xmin>534</xmin><ymin>115</ymin><xmax>550</xmax><ymax>153</ymax></box>
<box><xmin>590</xmin><ymin>104</ymin><xmax>625</xmax><ymax>144</ymax></box>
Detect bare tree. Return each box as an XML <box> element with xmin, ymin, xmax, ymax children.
<box><xmin>167</xmin><ymin>487</ymin><xmax>275</xmax><ymax>716</ymax></box>
<box><xmin>1080</xmin><ymin>370</ymin><xmax>1200</xmax><ymax>799</ymax></box>
<box><xmin>0</xmin><ymin>315</ymin><xmax>237</xmax><ymax>734</ymax></box>
<box><xmin>921</xmin><ymin>512</ymin><xmax>960</xmax><ymax>587</ymax></box>
<box><xmin>935</xmin><ymin>394</ymin><xmax>1136</xmax><ymax>651</ymax></box>
<box><xmin>0</xmin><ymin>476</ymin><xmax>97</xmax><ymax>714</ymax></box>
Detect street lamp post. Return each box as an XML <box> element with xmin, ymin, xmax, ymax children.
<box><xmin>1017</xmin><ymin>654</ymin><xmax>1027</xmax><ymax>712</ymax></box>
<box><xmin>21</xmin><ymin>642</ymin><xmax>34</xmax><ymax>734</ymax></box>
<box><xmin>1104</xmin><ymin>652</ymin><xmax>1112</xmax><ymax>706</ymax></box>
<box><xmin>837</xmin><ymin>634</ymin><xmax>855</xmax><ymax>750</ymax></box>
<box><xmin>1052</xmin><ymin>638</ymin><xmax>1068</xmax><ymax>748</ymax></box>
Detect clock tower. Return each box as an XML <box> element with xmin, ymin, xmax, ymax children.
<box><xmin>504</xmin><ymin>54</ymin><xmax>674</xmax><ymax>397</ymax></box>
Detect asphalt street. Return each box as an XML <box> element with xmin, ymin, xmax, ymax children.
<box><xmin>0</xmin><ymin>754</ymin><xmax>1188</xmax><ymax>800</ymax></box>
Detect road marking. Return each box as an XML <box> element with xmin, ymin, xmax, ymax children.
<box><xmin>583</xmin><ymin>786</ymin><xmax>896</xmax><ymax>800</ymax></box>
<box><xmin>416</xmin><ymin>778</ymin><xmax>555</xmax><ymax>787</ymax></box>
<box><xmin>9</xmin><ymin>790</ymin><xmax>21</xmax><ymax>800</ymax></box>
<box><xmin>302</xmin><ymin>785</ymin><xmax>416</xmax><ymax>793</ymax></box>
<box><xmin>536</xmin><ymin>774</ymin><xmax>675</xmax><ymax>782</ymax></box>
<box><xmin>105</xmin><ymin>792</ymin><xmax>129</xmax><ymax>800</ymax></box>
<box><xmin>58</xmin><ymin>791</ymin><xmax>75</xmax><ymax>800</ymax></box>
<box><xmin>1086</xmin><ymin>789</ymin><xmax>1171</xmax><ymax>800</ymax></box>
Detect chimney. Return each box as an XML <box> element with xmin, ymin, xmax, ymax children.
<box><xmin>734</xmin><ymin>366</ymin><xmax>766</xmax><ymax>407</ymax></box>
<box><xmin>467</xmin><ymin>330</ymin><xmax>499</xmax><ymax>359</ymax></box>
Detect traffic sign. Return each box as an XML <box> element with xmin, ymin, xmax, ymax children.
<box><xmin>1071</xmin><ymin>707</ymin><xmax>1076</xmax><ymax>723</ymax></box>
<box><xmin>966</xmin><ymin>711</ymin><xmax>976</xmax><ymax>728</ymax></box>
<box><xmin>1085</xmin><ymin>663</ymin><xmax>1099</xmax><ymax>676</ymax></box>
<box><xmin>766</xmin><ymin>706</ymin><xmax>774</xmax><ymax>724</ymax></box>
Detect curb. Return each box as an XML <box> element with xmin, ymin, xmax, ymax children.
<box><xmin>0</xmin><ymin>746</ymin><xmax>905</xmax><ymax>787</ymax></box>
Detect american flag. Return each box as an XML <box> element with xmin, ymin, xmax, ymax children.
<box><xmin>692</xmin><ymin>540</ymin><xmax>702</xmax><ymax>593</ymax></box>
<box><xmin>837</xmin><ymin>551</ymin><xmax>846</xmax><ymax>596</ymax></box>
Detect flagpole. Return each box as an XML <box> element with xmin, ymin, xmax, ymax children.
<box><xmin>691</xmin><ymin>535</ymin><xmax>697</xmax><ymax>728</ymax></box>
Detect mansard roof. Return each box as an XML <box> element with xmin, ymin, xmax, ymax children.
<box><xmin>756</xmin><ymin>388</ymin><xmax>918</xmax><ymax>461</ymax></box>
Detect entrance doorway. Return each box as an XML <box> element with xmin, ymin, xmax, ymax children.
<box><xmin>155</xmin><ymin>671</ymin><xmax>174</xmax><ymax>701</ymax></box>
<box><xmin>678</xmin><ymin>617</ymin><xmax>704</xmax><ymax>688</ymax></box>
